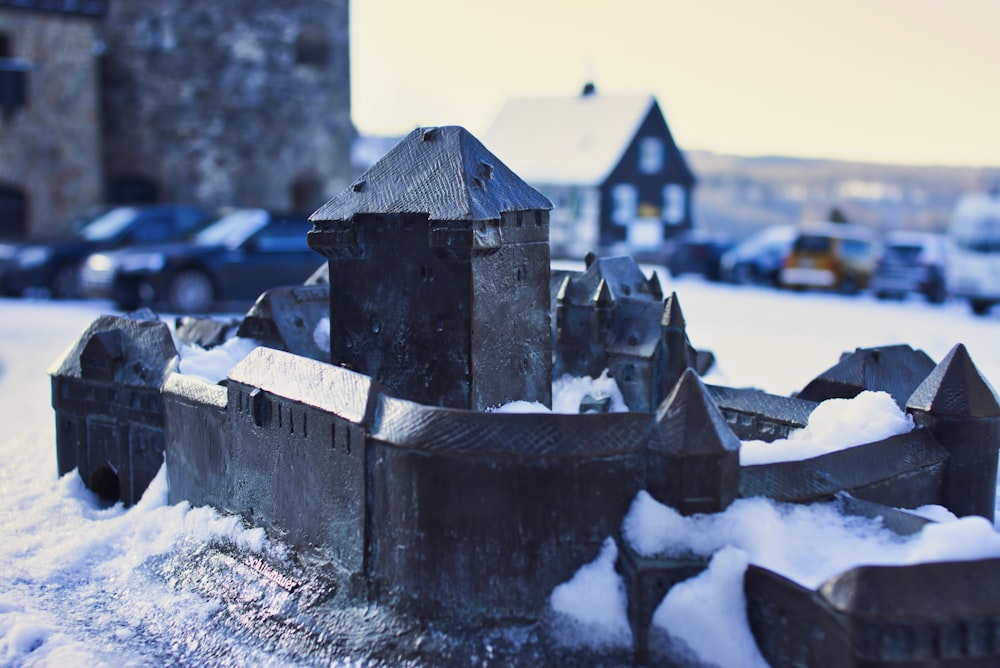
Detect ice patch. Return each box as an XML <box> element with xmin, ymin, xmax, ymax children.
<box><xmin>740</xmin><ymin>390</ymin><xmax>914</xmax><ymax>465</ymax></box>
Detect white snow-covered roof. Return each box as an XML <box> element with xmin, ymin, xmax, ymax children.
<box><xmin>484</xmin><ymin>94</ymin><xmax>656</xmax><ymax>186</ymax></box>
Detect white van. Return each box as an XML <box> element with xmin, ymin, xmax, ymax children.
<box><xmin>946</xmin><ymin>192</ymin><xmax>1000</xmax><ymax>315</ymax></box>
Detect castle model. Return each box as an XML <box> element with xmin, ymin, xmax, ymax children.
<box><xmin>50</xmin><ymin>127</ymin><xmax>1000</xmax><ymax>666</ymax></box>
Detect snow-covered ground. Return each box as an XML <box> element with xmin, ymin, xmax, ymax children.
<box><xmin>2</xmin><ymin>280</ymin><xmax>1000</xmax><ymax>666</ymax></box>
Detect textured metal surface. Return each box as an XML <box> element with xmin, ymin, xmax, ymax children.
<box><xmin>174</xmin><ymin>315</ymin><xmax>240</xmax><ymax>349</ymax></box>
<box><xmin>739</xmin><ymin>428</ymin><xmax>948</xmax><ymax>507</ymax></box>
<box><xmin>908</xmin><ymin>343</ymin><xmax>1000</xmax><ymax>519</ymax></box>
<box><xmin>798</xmin><ymin>344</ymin><xmax>937</xmax><ymax>407</ymax></box>
<box><xmin>649</xmin><ymin>369</ymin><xmax>741</xmax><ymax>514</ymax></box>
<box><xmin>236</xmin><ymin>283</ymin><xmax>331</xmax><ymax>362</ymax></box>
<box><xmin>309</xmin><ymin>126</ymin><xmax>552</xmax><ymax>223</ymax></box>
<box><xmin>49</xmin><ymin>312</ymin><xmax>177</xmax><ymax>505</ymax></box>
<box><xmin>553</xmin><ymin>256</ymin><xmax>698</xmax><ymax>412</ymax></box>
<box><xmin>708</xmin><ymin>384</ymin><xmax>816</xmax><ymax>441</ymax></box>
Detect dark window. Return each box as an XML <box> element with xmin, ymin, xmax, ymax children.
<box><xmin>106</xmin><ymin>176</ymin><xmax>159</xmax><ymax>205</ymax></box>
<box><xmin>0</xmin><ymin>53</ymin><xmax>28</xmax><ymax>115</ymax></box>
<box><xmin>0</xmin><ymin>184</ymin><xmax>27</xmax><ymax>239</ymax></box>
<box><xmin>290</xmin><ymin>174</ymin><xmax>323</xmax><ymax>214</ymax></box>
<box><xmin>295</xmin><ymin>30</ymin><xmax>329</xmax><ymax>68</ymax></box>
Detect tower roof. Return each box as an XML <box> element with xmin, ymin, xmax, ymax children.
<box><xmin>906</xmin><ymin>343</ymin><xmax>1000</xmax><ymax>418</ymax></box>
<box><xmin>310</xmin><ymin>126</ymin><xmax>552</xmax><ymax>223</ymax></box>
<box><xmin>653</xmin><ymin>369</ymin><xmax>741</xmax><ymax>455</ymax></box>
<box><xmin>561</xmin><ymin>255</ymin><xmax>660</xmax><ymax>305</ymax></box>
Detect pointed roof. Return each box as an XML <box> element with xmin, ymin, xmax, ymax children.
<box><xmin>561</xmin><ymin>255</ymin><xmax>659</xmax><ymax>305</ymax></box>
<box><xmin>653</xmin><ymin>369</ymin><xmax>741</xmax><ymax>455</ymax></box>
<box><xmin>907</xmin><ymin>343</ymin><xmax>1000</xmax><ymax>418</ymax></box>
<box><xmin>48</xmin><ymin>311</ymin><xmax>177</xmax><ymax>387</ymax></box>
<box><xmin>485</xmin><ymin>93</ymin><xmax>688</xmax><ymax>185</ymax></box>
<box><xmin>661</xmin><ymin>292</ymin><xmax>685</xmax><ymax>328</ymax></box>
<box><xmin>310</xmin><ymin>126</ymin><xmax>551</xmax><ymax>223</ymax></box>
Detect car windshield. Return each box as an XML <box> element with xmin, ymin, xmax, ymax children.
<box><xmin>952</xmin><ymin>214</ymin><xmax>1000</xmax><ymax>253</ymax></box>
<box><xmin>883</xmin><ymin>245</ymin><xmax>923</xmax><ymax>263</ymax></box>
<box><xmin>794</xmin><ymin>235</ymin><xmax>831</xmax><ymax>253</ymax></box>
<box><xmin>79</xmin><ymin>207</ymin><xmax>139</xmax><ymax>241</ymax></box>
<box><xmin>194</xmin><ymin>209</ymin><xmax>269</xmax><ymax>249</ymax></box>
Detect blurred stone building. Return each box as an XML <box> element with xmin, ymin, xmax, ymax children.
<box><xmin>0</xmin><ymin>0</ymin><xmax>354</xmax><ymax>240</ymax></box>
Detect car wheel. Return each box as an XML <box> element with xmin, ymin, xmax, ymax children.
<box><xmin>733</xmin><ymin>264</ymin><xmax>757</xmax><ymax>285</ymax></box>
<box><xmin>167</xmin><ymin>269</ymin><xmax>215</xmax><ymax>313</ymax></box>
<box><xmin>970</xmin><ymin>299</ymin><xmax>994</xmax><ymax>316</ymax></box>
<box><xmin>838</xmin><ymin>276</ymin><xmax>859</xmax><ymax>295</ymax></box>
<box><xmin>51</xmin><ymin>264</ymin><xmax>80</xmax><ymax>299</ymax></box>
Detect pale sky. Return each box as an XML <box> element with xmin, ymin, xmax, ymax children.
<box><xmin>351</xmin><ymin>0</ymin><xmax>1000</xmax><ymax>167</ymax></box>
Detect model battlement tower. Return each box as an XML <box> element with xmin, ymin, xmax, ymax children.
<box><xmin>308</xmin><ymin>126</ymin><xmax>554</xmax><ymax>410</ymax></box>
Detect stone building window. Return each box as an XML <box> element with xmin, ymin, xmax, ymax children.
<box><xmin>295</xmin><ymin>30</ymin><xmax>330</xmax><ymax>68</ymax></box>
<box><xmin>0</xmin><ymin>32</ymin><xmax>28</xmax><ymax>118</ymax></box>
<box><xmin>0</xmin><ymin>184</ymin><xmax>27</xmax><ymax>239</ymax></box>
<box><xmin>107</xmin><ymin>175</ymin><xmax>159</xmax><ymax>204</ymax></box>
<box><xmin>290</xmin><ymin>174</ymin><xmax>323</xmax><ymax>214</ymax></box>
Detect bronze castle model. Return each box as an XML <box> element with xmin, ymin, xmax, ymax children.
<box><xmin>50</xmin><ymin>127</ymin><xmax>1000</xmax><ymax>666</ymax></box>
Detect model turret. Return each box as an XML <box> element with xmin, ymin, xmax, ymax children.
<box><xmin>906</xmin><ymin>343</ymin><xmax>1000</xmax><ymax>519</ymax></box>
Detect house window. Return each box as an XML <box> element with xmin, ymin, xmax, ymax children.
<box><xmin>662</xmin><ymin>184</ymin><xmax>686</xmax><ymax>224</ymax></box>
<box><xmin>638</xmin><ymin>138</ymin><xmax>664</xmax><ymax>174</ymax></box>
<box><xmin>611</xmin><ymin>184</ymin><xmax>637</xmax><ymax>225</ymax></box>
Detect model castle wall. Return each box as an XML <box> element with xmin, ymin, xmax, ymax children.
<box><xmin>49</xmin><ymin>125</ymin><xmax>1000</xmax><ymax>666</ymax></box>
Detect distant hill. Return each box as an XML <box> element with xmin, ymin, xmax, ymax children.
<box><xmin>686</xmin><ymin>150</ymin><xmax>1000</xmax><ymax>239</ymax></box>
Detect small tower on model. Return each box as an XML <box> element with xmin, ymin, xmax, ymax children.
<box><xmin>647</xmin><ymin>368</ymin><xmax>742</xmax><ymax>515</ymax></box>
<box><xmin>308</xmin><ymin>126</ymin><xmax>554</xmax><ymax>410</ymax></box>
<box><xmin>48</xmin><ymin>311</ymin><xmax>177</xmax><ymax>506</ymax></box>
<box><xmin>552</xmin><ymin>254</ymin><xmax>697</xmax><ymax>412</ymax></box>
<box><xmin>906</xmin><ymin>343</ymin><xmax>1000</xmax><ymax>520</ymax></box>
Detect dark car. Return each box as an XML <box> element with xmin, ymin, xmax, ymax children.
<box><xmin>663</xmin><ymin>232</ymin><xmax>734</xmax><ymax>281</ymax></box>
<box><xmin>0</xmin><ymin>204</ymin><xmax>213</xmax><ymax>298</ymax></box>
<box><xmin>81</xmin><ymin>208</ymin><xmax>321</xmax><ymax>312</ymax></box>
<box><xmin>719</xmin><ymin>225</ymin><xmax>797</xmax><ymax>286</ymax></box>
<box><xmin>870</xmin><ymin>231</ymin><xmax>947</xmax><ymax>303</ymax></box>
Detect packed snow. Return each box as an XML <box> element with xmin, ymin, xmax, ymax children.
<box><xmin>739</xmin><ymin>390</ymin><xmax>914</xmax><ymax>465</ymax></box>
<box><xmin>4</xmin><ymin>277</ymin><xmax>1000</xmax><ymax>666</ymax></box>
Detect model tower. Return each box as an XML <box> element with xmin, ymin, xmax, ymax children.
<box><xmin>308</xmin><ymin>126</ymin><xmax>554</xmax><ymax>410</ymax></box>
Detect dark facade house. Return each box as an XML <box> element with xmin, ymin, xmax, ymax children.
<box><xmin>486</xmin><ymin>87</ymin><xmax>696</xmax><ymax>260</ymax></box>
<box><xmin>47</xmin><ymin>126</ymin><xmax>1000</xmax><ymax>666</ymax></box>
<box><xmin>0</xmin><ymin>0</ymin><xmax>354</xmax><ymax>240</ymax></box>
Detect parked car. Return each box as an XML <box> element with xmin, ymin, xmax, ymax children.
<box><xmin>870</xmin><ymin>231</ymin><xmax>947</xmax><ymax>303</ymax></box>
<box><xmin>663</xmin><ymin>232</ymin><xmax>734</xmax><ymax>281</ymax></box>
<box><xmin>81</xmin><ymin>208</ymin><xmax>320</xmax><ymax>312</ymax></box>
<box><xmin>944</xmin><ymin>192</ymin><xmax>1000</xmax><ymax>315</ymax></box>
<box><xmin>719</xmin><ymin>225</ymin><xmax>797</xmax><ymax>286</ymax></box>
<box><xmin>779</xmin><ymin>223</ymin><xmax>880</xmax><ymax>294</ymax></box>
<box><xmin>0</xmin><ymin>205</ymin><xmax>213</xmax><ymax>298</ymax></box>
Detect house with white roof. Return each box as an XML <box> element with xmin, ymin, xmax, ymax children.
<box><xmin>485</xmin><ymin>86</ymin><xmax>696</xmax><ymax>259</ymax></box>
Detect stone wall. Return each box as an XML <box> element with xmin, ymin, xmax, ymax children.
<box><xmin>0</xmin><ymin>0</ymin><xmax>355</xmax><ymax>239</ymax></box>
<box><xmin>100</xmin><ymin>0</ymin><xmax>355</xmax><ymax>214</ymax></box>
<box><xmin>0</xmin><ymin>11</ymin><xmax>102</xmax><ymax>238</ymax></box>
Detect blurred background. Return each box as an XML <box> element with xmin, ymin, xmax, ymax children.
<box><xmin>1</xmin><ymin>0</ymin><xmax>999</xmax><ymax>312</ymax></box>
